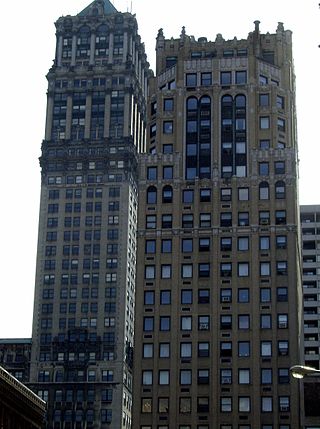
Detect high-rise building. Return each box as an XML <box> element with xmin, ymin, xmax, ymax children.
<box><xmin>28</xmin><ymin>1</ymin><xmax>150</xmax><ymax>427</ymax></box>
<box><xmin>300</xmin><ymin>205</ymin><xmax>320</xmax><ymax>369</ymax></box>
<box><xmin>300</xmin><ymin>205</ymin><xmax>320</xmax><ymax>427</ymax></box>
<box><xmin>133</xmin><ymin>22</ymin><xmax>302</xmax><ymax>428</ymax></box>
<box><xmin>0</xmin><ymin>338</ymin><xmax>31</xmax><ymax>383</ymax></box>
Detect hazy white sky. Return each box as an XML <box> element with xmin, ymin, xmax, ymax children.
<box><xmin>0</xmin><ymin>0</ymin><xmax>318</xmax><ymax>338</ymax></box>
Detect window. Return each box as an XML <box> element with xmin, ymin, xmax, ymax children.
<box><xmin>142</xmin><ymin>344</ymin><xmax>153</xmax><ymax>359</ymax></box>
<box><xmin>221</xmin><ymin>289</ymin><xmax>232</xmax><ymax>303</ymax></box>
<box><xmin>186</xmin><ymin>73</ymin><xmax>197</xmax><ymax>86</ymax></box>
<box><xmin>181</xmin><ymin>290</ymin><xmax>192</xmax><ymax>305</ymax></box>
<box><xmin>144</xmin><ymin>291</ymin><xmax>154</xmax><ymax>305</ymax></box>
<box><xmin>221</xmin><ymin>263</ymin><xmax>232</xmax><ymax>277</ymax></box>
<box><xmin>221</xmin><ymin>237</ymin><xmax>232</xmax><ymax>251</ymax></box>
<box><xmin>199</xmin><ymin>263</ymin><xmax>210</xmax><ymax>278</ymax></box>
<box><xmin>180</xmin><ymin>370</ymin><xmax>192</xmax><ymax>385</ymax></box>
<box><xmin>221</xmin><ymin>188</ymin><xmax>232</xmax><ymax>201</ymax></box>
<box><xmin>145</xmin><ymin>265</ymin><xmax>155</xmax><ymax>279</ymax></box>
<box><xmin>181</xmin><ymin>316</ymin><xmax>192</xmax><ymax>331</ymax></box>
<box><xmin>259</xmin><ymin>75</ymin><xmax>268</xmax><ymax>85</ymax></box>
<box><xmin>158</xmin><ymin>397</ymin><xmax>169</xmax><ymax>414</ymax></box>
<box><xmin>260</xmin><ymin>236</ymin><xmax>270</xmax><ymax>250</ymax></box>
<box><xmin>260</xmin><ymin>314</ymin><xmax>272</xmax><ymax>329</ymax></box>
<box><xmin>183</xmin><ymin>189</ymin><xmax>194</xmax><ymax>203</ymax></box>
<box><xmin>198</xmin><ymin>342</ymin><xmax>209</xmax><ymax>357</ymax></box>
<box><xmin>164</xmin><ymin>98</ymin><xmax>174</xmax><ymax>111</ymax></box>
<box><xmin>239</xmin><ymin>369</ymin><xmax>250</xmax><ymax>384</ymax></box>
<box><xmin>277</xmin><ymin>287</ymin><xmax>288</xmax><ymax>302</ymax></box>
<box><xmin>221</xmin><ymin>369</ymin><xmax>232</xmax><ymax>385</ymax></box>
<box><xmin>259</xmin><ymin>182</ymin><xmax>269</xmax><ymax>200</ymax></box>
<box><xmin>259</xmin><ymin>93</ymin><xmax>269</xmax><ymax>106</ymax></box>
<box><xmin>238</xmin><ymin>341</ymin><xmax>250</xmax><ymax>357</ymax></box>
<box><xmin>261</xmin><ymin>368</ymin><xmax>272</xmax><ymax>384</ymax></box>
<box><xmin>221</xmin><ymin>71</ymin><xmax>232</xmax><ymax>85</ymax></box>
<box><xmin>142</xmin><ymin>371</ymin><xmax>153</xmax><ymax>385</ymax></box>
<box><xmin>182</xmin><ymin>239</ymin><xmax>193</xmax><ymax>253</ymax></box>
<box><xmin>238</xmin><ymin>187</ymin><xmax>249</xmax><ymax>200</ymax></box>
<box><xmin>146</xmin><ymin>186</ymin><xmax>157</xmax><ymax>204</ymax></box>
<box><xmin>198</xmin><ymin>289</ymin><xmax>210</xmax><ymax>303</ymax></box>
<box><xmin>278</xmin><ymin>314</ymin><xmax>288</xmax><ymax>328</ymax></box>
<box><xmin>220</xmin><ymin>212</ymin><xmax>232</xmax><ymax>227</ymax></box>
<box><xmin>161</xmin><ymin>239</ymin><xmax>172</xmax><ymax>253</ymax></box>
<box><xmin>201</xmin><ymin>72</ymin><xmax>212</xmax><ymax>86</ymax></box>
<box><xmin>221</xmin><ymin>397</ymin><xmax>232</xmax><ymax>412</ymax></box>
<box><xmin>145</xmin><ymin>240</ymin><xmax>156</xmax><ymax>254</ymax></box>
<box><xmin>239</xmin><ymin>396</ymin><xmax>250</xmax><ymax>412</ymax></box>
<box><xmin>275</xmin><ymin>181</ymin><xmax>285</xmax><ymax>199</ymax></box>
<box><xmin>198</xmin><ymin>315</ymin><xmax>210</xmax><ymax>331</ymax></box>
<box><xmin>163</xmin><ymin>144</ymin><xmax>173</xmax><ymax>153</ymax></box>
<box><xmin>236</xmin><ymin>71</ymin><xmax>247</xmax><ymax>84</ymax></box>
<box><xmin>146</xmin><ymin>215</ymin><xmax>156</xmax><ymax>229</ymax></box>
<box><xmin>238</xmin><ymin>315</ymin><xmax>250</xmax><ymax>329</ymax></box>
<box><xmin>260</xmin><ymin>116</ymin><xmax>270</xmax><ymax>129</ymax></box>
<box><xmin>260</xmin><ymin>262</ymin><xmax>270</xmax><ymax>276</ymax></box>
<box><xmin>200</xmin><ymin>213</ymin><xmax>211</xmax><ymax>227</ymax></box>
<box><xmin>277</xmin><ymin>95</ymin><xmax>285</xmax><ymax>109</ymax></box>
<box><xmin>160</xmin><ymin>290</ymin><xmax>171</xmax><ymax>305</ymax></box>
<box><xmin>180</xmin><ymin>342</ymin><xmax>192</xmax><ymax>358</ymax></box>
<box><xmin>279</xmin><ymin>396</ymin><xmax>290</xmax><ymax>412</ymax></box>
<box><xmin>261</xmin><ymin>341</ymin><xmax>272</xmax><ymax>357</ymax></box>
<box><xmin>200</xmin><ymin>188</ymin><xmax>211</xmax><ymax>202</ymax></box>
<box><xmin>278</xmin><ymin>368</ymin><xmax>290</xmax><ymax>384</ymax></box>
<box><xmin>275</xmin><ymin>210</ymin><xmax>286</xmax><ymax>224</ymax></box>
<box><xmin>259</xmin><ymin>211</ymin><xmax>270</xmax><ymax>225</ymax></box>
<box><xmin>238</xmin><ymin>212</ymin><xmax>249</xmax><ymax>226</ymax></box>
<box><xmin>278</xmin><ymin>340</ymin><xmax>289</xmax><ymax>355</ymax></box>
<box><xmin>163</xmin><ymin>166</ymin><xmax>173</xmax><ymax>179</ymax></box>
<box><xmin>260</xmin><ymin>139</ymin><xmax>270</xmax><ymax>149</ymax></box>
<box><xmin>161</xmin><ymin>264</ymin><xmax>172</xmax><ymax>279</ymax></box>
<box><xmin>197</xmin><ymin>397</ymin><xmax>209</xmax><ymax>412</ymax></box>
<box><xmin>275</xmin><ymin>161</ymin><xmax>285</xmax><ymax>174</ymax></box>
<box><xmin>199</xmin><ymin>237</ymin><xmax>210</xmax><ymax>251</ymax></box>
<box><xmin>277</xmin><ymin>118</ymin><xmax>285</xmax><ymax>132</ymax></box>
<box><xmin>182</xmin><ymin>214</ymin><xmax>193</xmax><ymax>228</ymax></box>
<box><xmin>220</xmin><ymin>315</ymin><xmax>232</xmax><ymax>330</ymax></box>
<box><xmin>141</xmin><ymin>398</ymin><xmax>152</xmax><ymax>413</ymax></box>
<box><xmin>238</xmin><ymin>289</ymin><xmax>249</xmax><ymax>303</ymax></box>
<box><xmin>198</xmin><ymin>369</ymin><xmax>209</xmax><ymax>384</ymax></box>
<box><xmin>159</xmin><ymin>370</ymin><xmax>170</xmax><ymax>385</ymax></box>
<box><xmin>261</xmin><ymin>397</ymin><xmax>273</xmax><ymax>412</ymax></box>
<box><xmin>143</xmin><ymin>317</ymin><xmax>154</xmax><ymax>331</ymax></box>
<box><xmin>159</xmin><ymin>343</ymin><xmax>170</xmax><ymax>358</ymax></box>
<box><xmin>259</xmin><ymin>162</ymin><xmax>269</xmax><ymax>176</ymax></box>
<box><xmin>277</xmin><ymin>261</ymin><xmax>287</xmax><ymax>275</ymax></box>
<box><xmin>147</xmin><ymin>167</ymin><xmax>157</xmax><ymax>180</ymax></box>
<box><xmin>260</xmin><ymin>288</ymin><xmax>271</xmax><ymax>303</ymax></box>
<box><xmin>238</xmin><ymin>262</ymin><xmax>249</xmax><ymax>277</ymax></box>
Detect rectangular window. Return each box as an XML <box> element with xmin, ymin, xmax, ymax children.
<box><xmin>163</xmin><ymin>121</ymin><xmax>173</xmax><ymax>134</ymax></box>
<box><xmin>221</xmin><ymin>71</ymin><xmax>232</xmax><ymax>85</ymax></box>
<box><xmin>163</xmin><ymin>98</ymin><xmax>174</xmax><ymax>111</ymax></box>
<box><xmin>236</xmin><ymin>70</ymin><xmax>247</xmax><ymax>84</ymax></box>
<box><xmin>183</xmin><ymin>189</ymin><xmax>194</xmax><ymax>203</ymax></box>
<box><xmin>259</xmin><ymin>93</ymin><xmax>269</xmax><ymax>106</ymax></box>
<box><xmin>186</xmin><ymin>73</ymin><xmax>197</xmax><ymax>87</ymax></box>
<box><xmin>260</xmin><ymin>116</ymin><xmax>270</xmax><ymax>129</ymax></box>
<box><xmin>201</xmin><ymin>72</ymin><xmax>212</xmax><ymax>86</ymax></box>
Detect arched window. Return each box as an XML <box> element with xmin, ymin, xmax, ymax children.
<box><xmin>147</xmin><ymin>186</ymin><xmax>157</xmax><ymax>204</ymax></box>
<box><xmin>259</xmin><ymin>182</ymin><xmax>269</xmax><ymax>200</ymax></box>
<box><xmin>162</xmin><ymin>185</ymin><xmax>173</xmax><ymax>203</ymax></box>
<box><xmin>187</xmin><ymin>97</ymin><xmax>198</xmax><ymax>111</ymax></box>
<box><xmin>275</xmin><ymin>181</ymin><xmax>286</xmax><ymax>199</ymax></box>
<box><xmin>95</xmin><ymin>25</ymin><xmax>109</xmax><ymax>57</ymax></box>
<box><xmin>77</xmin><ymin>26</ymin><xmax>91</xmax><ymax>58</ymax></box>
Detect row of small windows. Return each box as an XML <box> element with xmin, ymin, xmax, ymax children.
<box><xmin>140</xmin><ymin>395</ymin><xmax>290</xmax><ymax>415</ymax></box>
<box><xmin>43</xmin><ymin>271</ymin><xmax>121</xmax><ymax>285</ymax></box>
<box><xmin>146</xmin><ymin>181</ymin><xmax>286</xmax><ymax>204</ymax></box>
<box><xmin>141</xmin><ymin>367</ymin><xmax>290</xmax><ymax>385</ymax></box>
<box><xmin>144</xmin><ymin>261</ymin><xmax>288</xmax><ymax>279</ymax></box>
<box><xmin>49</xmin><ymin>187</ymin><xmax>121</xmax><ymax>199</ymax></box>
<box><xmin>42</xmin><ymin>302</ymin><xmax>116</xmax><ymax>314</ymax></box>
<box><xmin>47</xmin><ymin>174</ymin><xmax>123</xmax><ymax>185</ymax></box>
<box><xmin>145</xmin><ymin>210</ymin><xmax>287</xmax><ymax>229</ymax></box>
<box><xmin>145</xmin><ymin>235</ymin><xmax>287</xmax><ymax>254</ymax></box>
<box><xmin>185</xmin><ymin>71</ymin><xmax>247</xmax><ymax>87</ymax></box>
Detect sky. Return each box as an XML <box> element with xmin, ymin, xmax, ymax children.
<box><xmin>0</xmin><ymin>0</ymin><xmax>318</xmax><ymax>338</ymax></box>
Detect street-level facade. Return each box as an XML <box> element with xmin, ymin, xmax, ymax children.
<box><xmin>133</xmin><ymin>22</ymin><xmax>302</xmax><ymax>429</ymax></box>
<box><xmin>29</xmin><ymin>1</ymin><xmax>150</xmax><ymax>427</ymax></box>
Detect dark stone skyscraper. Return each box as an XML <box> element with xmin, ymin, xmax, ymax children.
<box><xmin>29</xmin><ymin>1</ymin><xmax>150</xmax><ymax>427</ymax></box>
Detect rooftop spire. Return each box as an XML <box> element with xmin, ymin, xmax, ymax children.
<box><xmin>78</xmin><ymin>0</ymin><xmax>118</xmax><ymax>17</ymax></box>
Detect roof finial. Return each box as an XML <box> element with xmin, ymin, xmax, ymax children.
<box><xmin>254</xmin><ymin>20</ymin><xmax>260</xmax><ymax>33</ymax></box>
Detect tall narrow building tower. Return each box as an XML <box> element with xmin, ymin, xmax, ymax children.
<box><xmin>133</xmin><ymin>22</ymin><xmax>302</xmax><ymax>428</ymax></box>
<box><xmin>29</xmin><ymin>1</ymin><xmax>149</xmax><ymax>427</ymax></box>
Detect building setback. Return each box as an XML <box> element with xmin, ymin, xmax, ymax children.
<box><xmin>28</xmin><ymin>0</ymin><xmax>150</xmax><ymax>427</ymax></box>
<box><xmin>133</xmin><ymin>22</ymin><xmax>302</xmax><ymax>428</ymax></box>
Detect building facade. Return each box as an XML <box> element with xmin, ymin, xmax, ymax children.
<box><xmin>133</xmin><ymin>22</ymin><xmax>302</xmax><ymax>429</ymax></box>
<box><xmin>29</xmin><ymin>1</ymin><xmax>150</xmax><ymax>427</ymax></box>
<box><xmin>0</xmin><ymin>365</ymin><xmax>46</xmax><ymax>429</ymax></box>
<box><xmin>300</xmin><ymin>205</ymin><xmax>320</xmax><ymax>369</ymax></box>
<box><xmin>300</xmin><ymin>205</ymin><xmax>320</xmax><ymax>428</ymax></box>
<box><xmin>0</xmin><ymin>338</ymin><xmax>31</xmax><ymax>383</ymax></box>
